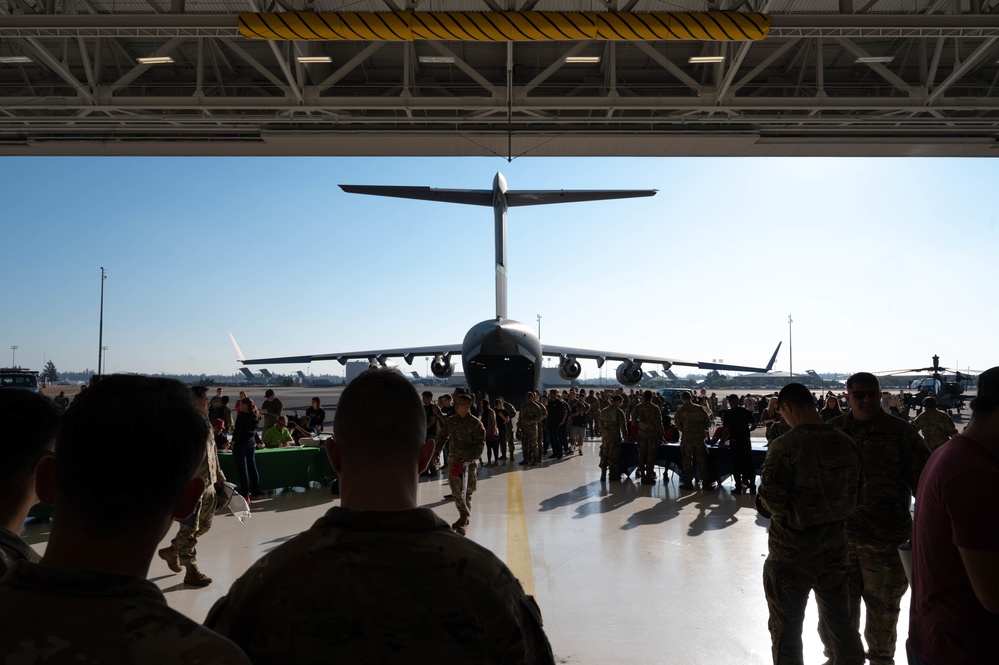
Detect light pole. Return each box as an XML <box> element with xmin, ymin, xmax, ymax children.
<box><xmin>10</xmin><ymin>345</ymin><xmax>17</xmax><ymax>367</ymax></box>
<box><xmin>788</xmin><ymin>314</ymin><xmax>793</xmax><ymax>379</ymax></box>
<box><xmin>102</xmin><ymin>347</ymin><xmax>109</xmax><ymax>374</ymax></box>
<box><xmin>537</xmin><ymin>314</ymin><xmax>541</xmax><ymax>340</ymax></box>
<box><xmin>98</xmin><ymin>267</ymin><xmax>107</xmax><ymax>376</ymax></box>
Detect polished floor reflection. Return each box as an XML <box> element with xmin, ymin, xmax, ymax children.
<box><xmin>22</xmin><ymin>435</ymin><xmax>911</xmax><ymax>665</ymax></box>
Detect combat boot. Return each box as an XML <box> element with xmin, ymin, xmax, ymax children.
<box><xmin>451</xmin><ymin>512</ymin><xmax>470</xmax><ymax>530</ymax></box>
<box><xmin>453</xmin><ymin>524</ymin><xmax>467</xmax><ymax>536</ymax></box>
<box><xmin>157</xmin><ymin>546</ymin><xmax>181</xmax><ymax>573</ymax></box>
<box><xmin>679</xmin><ymin>481</ymin><xmax>695</xmax><ymax>490</ymax></box>
<box><xmin>183</xmin><ymin>564</ymin><xmax>212</xmax><ymax>587</ymax></box>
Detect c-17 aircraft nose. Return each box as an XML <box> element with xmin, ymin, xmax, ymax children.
<box><xmin>493</xmin><ymin>172</ymin><xmax>508</xmax><ymax>193</ymax></box>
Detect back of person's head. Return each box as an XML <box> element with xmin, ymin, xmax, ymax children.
<box><xmin>334</xmin><ymin>369</ymin><xmax>425</xmax><ymax>460</ymax></box>
<box><xmin>777</xmin><ymin>383</ymin><xmax>816</xmax><ymax>410</ymax></box>
<box><xmin>0</xmin><ymin>390</ymin><xmax>61</xmax><ymax>498</ymax></box>
<box><xmin>922</xmin><ymin>396</ymin><xmax>938</xmax><ymax>409</ymax></box>
<box><xmin>971</xmin><ymin>366</ymin><xmax>999</xmax><ymax>416</ymax></box>
<box><xmin>846</xmin><ymin>372</ymin><xmax>880</xmax><ymax>391</ymax></box>
<box><xmin>455</xmin><ymin>394</ymin><xmax>473</xmax><ymax>407</ymax></box>
<box><xmin>611</xmin><ymin>395</ymin><xmax>623</xmax><ymax>404</ymax></box>
<box><xmin>221</xmin><ymin>395</ymin><xmax>230</xmax><ymax>405</ymax></box>
<box><xmin>681</xmin><ymin>391</ymin><xmax>692</xmax><ymax>402</ymax></box>
<box><xmin>54</xmin><ymin>375</ymin><xmax>207</xmax><ymax>536</ymax></box>
<box><xmin>642</xmin><ymin>390</ymin><xmax>652</xmax><ymax>402</ymax></box>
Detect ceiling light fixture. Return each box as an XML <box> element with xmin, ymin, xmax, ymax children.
<box><xmin>0</xmin><ymin>56</ymin><xmax>32</xmax><ymax>64</ymax></box>
<box><xmin>137</xmin><ymin>56</ymin><xmax>174</xmax><ymax>64</ymax></box>
<box><xmin>689</xmin><ymin>56</ymin><xmax>725</xmax><ymax>64</ymax></box>
<box><xmin>855</xmin><ymin>56</ymin><xmax>895</xmax><ymax>63</ymax></box>
<box><xmin>297</xmin><ymin>56</ymin><xmax>332</xmax><ymax>63</ymax></box>
<box><xmin>565</xmin><ymin>56</ymin><xmax>600</xmax><ymax>63</ymax></box>
<box><xmin>419</xmin><ymin>56</ymin><xmax>455</xmax><ymax>64</ymax></box>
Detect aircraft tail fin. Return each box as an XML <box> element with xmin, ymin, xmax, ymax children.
<box><xmin>260</xmin><ymin>369</ymin><xmax>274</xmax><ymax>380</ymax></box>
<box><xmin>764</xmin><ymin>342</ymin><xmax>782</xmax><ymax>372</ymax></box>
<box><xmin>506</xmin><ymin>189</ymin><xmax>657</xmax><ymax>207</ymax></box>
<box><xmin>239</xmin><ymin>368</ymin><xmax>254</xmax><ymax>381</ymax></box>
<box><xmin>228</xmin><ymin>333</ymin><xmax>246</xmax><ymax>363</ymax></box>
<box><xmin>338</xmin><ymin>185</ymin><xmax>492</xmax><ymax>207</ymax></box>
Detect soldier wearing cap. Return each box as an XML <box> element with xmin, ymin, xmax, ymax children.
<box><xmin>674</xmin><ymin>391</ymin><xmax>713</xmax><ymax>490</ymax></box>
<box><xmin>599</xmin><ymin>395</ymin><xmax>628</xmax><ymax>482</ymax></box>
<box><xmin>829</xmin><ymin>372</ymin><xmax>929</xmax><ymax>665</ymax></box>
<box><xmin>631</xmin><ymin>390</ymin><xmax>664</xmax><ymax>484</ymax></box>
<box><xmin>760</xmin><ymin>382</ymin><xmax>865</xmax><ymax>665</ymax></box>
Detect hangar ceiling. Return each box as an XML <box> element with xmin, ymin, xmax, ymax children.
<box><xmin>1</xmin><ymin>1</ymin><xmax>998</xmax><ymax>156</ymax></box>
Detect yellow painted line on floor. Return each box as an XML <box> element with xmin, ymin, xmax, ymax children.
<box><xmin>506</xmin><ymin>468</ymin><xmax>535</xmax><ymax>597</ymax></box>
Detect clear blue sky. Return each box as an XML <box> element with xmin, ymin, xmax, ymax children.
<box><xmin>2</xmin><ymin>155</ymin><xmax>995</xmax><ymax>379</ymax></box>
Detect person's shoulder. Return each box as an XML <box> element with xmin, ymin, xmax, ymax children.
<box><xmin>129</xmin><ymin>604</ymin><xmax>251</xmax><ymax>665</ymax></box>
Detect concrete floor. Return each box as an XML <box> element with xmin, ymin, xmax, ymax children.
<box><xmin>22</xmin><ymin>434</ymin><xmax>912</xmax><ymax>665</ymax></box>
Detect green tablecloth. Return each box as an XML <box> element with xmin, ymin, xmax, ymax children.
<box><xmin>219</xmin><ymin>446</ymin><xmax>336</xmax><ymax>492</ymax></box>
<box><xmin>27</xmin><ymin>447</ymin><xmax>335</xmax><ymax>520</ymax></box>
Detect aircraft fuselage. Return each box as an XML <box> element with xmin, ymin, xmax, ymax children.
<box><xmin>462</xmin><ymin>317</ymin><xmax>541</xmax><ymax>406</ymax></box>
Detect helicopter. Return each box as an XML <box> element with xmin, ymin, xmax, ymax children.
<box><xmin>876</xmin><ymin>355</ymin><xmax>978</xmax><ymax>417</ymax></box>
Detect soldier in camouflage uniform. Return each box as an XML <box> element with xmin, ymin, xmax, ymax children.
<box><xmin>631</xmin><ymin>390</ymin><xmax>665</xmax><ymax>484</ymax></box>
<box><xmin>600</xmin><ymin>395</ymin><xmax>629</xmax><ymax>481</ymax></box>
<box><xmin>0</xmin><ymin>390</ymin><xmax>60</xmax><ymax>577</ymax></box>
<box><xmin>829</xmin><ymin>372</ymin><xmax>930</xmax><ymax>665</ymax></box>
<box><xmin>586</xmin><ymin>390</ymin><xmax>601</xmax><ymax>437</ymax></box>
<box><xmin>674</xmin><ymin>391</ymin><xmax>713</xmax><ymax>490</ymax></box>
<box><xmin>501</xmin><ymin>397</ymin><xmax>517</xmax><ymax>460</ymax></box>
<box><xmin>518</xmin><ymin>391</ymin><xmax>547</xmax><ymax>466</ymax></box>
<box><xmin>436</xmin><ymin>393</ymin><xmax>486</xmax><ymax>535</ymax></box>
<box><xmin>760</xmin><ymin>383</ymin><xmax>865</xmax><ymax>665</ymax></box>
<box><xmin>205</xmin><ymin>369</ymin><xmax>555</xmax><ymax>664</ymax></box>
<box><xmin>911</xmin><ymin>396</ymin><xmax>958</xmax><ymax>451</ymax></box>
<box><xmin>0</xmin><ymin>375</ymin><xmax>250</xmax><ymax>664</ymax></box>
<box><xmin>158</xmin><ymin>385</ymin><xmax>227</xmax><ymax>587</ymax></box>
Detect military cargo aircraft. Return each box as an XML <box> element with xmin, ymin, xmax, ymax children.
<box><xmin>229</xmin><ymin>173</ymin><xmax>779</xmax><ymax>406</ymax></box>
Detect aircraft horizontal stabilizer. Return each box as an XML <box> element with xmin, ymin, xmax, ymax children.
<box><xmin>338</xmin><ymin>185</ymin><xmax>492</xmax><ymax>207</ymax></box>
<box><xmin>506</xmin><ymin>189</ymin><xmax>657</xmax><ymax>207</ymax></box>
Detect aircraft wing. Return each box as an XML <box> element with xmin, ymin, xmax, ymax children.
<box><xmin>506</xmin><ymin>189</ymin><xmax>657</xmax><ymax>207</ymax></box>
<box><xmin>338</xmin><ymin>185</ymin><xmax>492</xmax><ymax>207</ymax></box>
<box><xmin>229</xmin><ymin>333</ymin><xmax>462</xmax><ymax>367</ymax></box>
<box><xmin>540</xmin><ymin>342</ymin><xmax>782</xmax><ymax>374</ymax></box>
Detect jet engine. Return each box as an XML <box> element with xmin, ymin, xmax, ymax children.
<box><xmin>616</xmin><ymin>361</ymin><xmax>643</xmax><ymax>385</ymax></box>
<box><xmin>431</xmin><ymin>356</ymin><xmax>454</xmax><ymax>379</ymax></box>
<box><xmin>558</xmin><ymin>357</ymin><xmax>582</xmax><ymax>381</ymax></box>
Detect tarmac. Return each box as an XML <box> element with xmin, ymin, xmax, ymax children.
<box><xmin>22</xmin><ymin>382</ymin><xmax>938</xmax><ymax>665</ymax></box>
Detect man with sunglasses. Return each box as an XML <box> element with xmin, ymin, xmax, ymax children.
<box><xmin>828</xmin><ymin>372</ymin><xmax>930</xmax><ymax>665</ymax></box>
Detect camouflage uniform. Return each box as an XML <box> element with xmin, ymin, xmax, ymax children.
<box><xmin>631</xmin><ymin>401</ymin><xmax>664</xmax><ymax>481</ymax></box>
<box><xmin>674</xmin><ymin>402</ymin><xmax>711</xmax><ymax>487</ymax></box>
<box><xmin>760</xmin><ymin>424</ymin><xmax>866</xmax><ymax>665</ymax></box>
<box><xmin>0</xmin><ymin>560</ymin><xmax>250</xmax><ymax>664</ymax></box>
<box><xmin>599</xmin><ymin>403</ymin><xmax>628</xmax><ymax>480</ymax></box>
<box><xmin>0</xmin><ymin>526</ymin><xmax>40</xmax><ymax>578</ymax></box>
<box><xmin>165</xmin><ymin>421</ymin><xmax>221</xmax><ymax>567</ymax></box>
<box><xmin>829</xmin><ymin>411</ymin><xmax>929</xmax><ymax>665</ymax></box>
<box><xmin>911</xmin><ymin>408</ymin><xmax>958</xmax><ymax>451</ymax></box>
<box><xmin>437</xmin><ymin>412</ymin><xmax>486</xmax><ymax>530</ymax></box>
<box><xmin>204</xmin><ymin>507</ymin><xmax>555</xmax><ymax>664</ymax></box>
<box><xmin>585</xmin><ymin>394</ymin><xmax>600</xmax><ymax>436</ymax></box>
<box><xmin>518</xmin><ymin>399</ymin><xmax>547</xmax><ymax>465</ymax></box>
